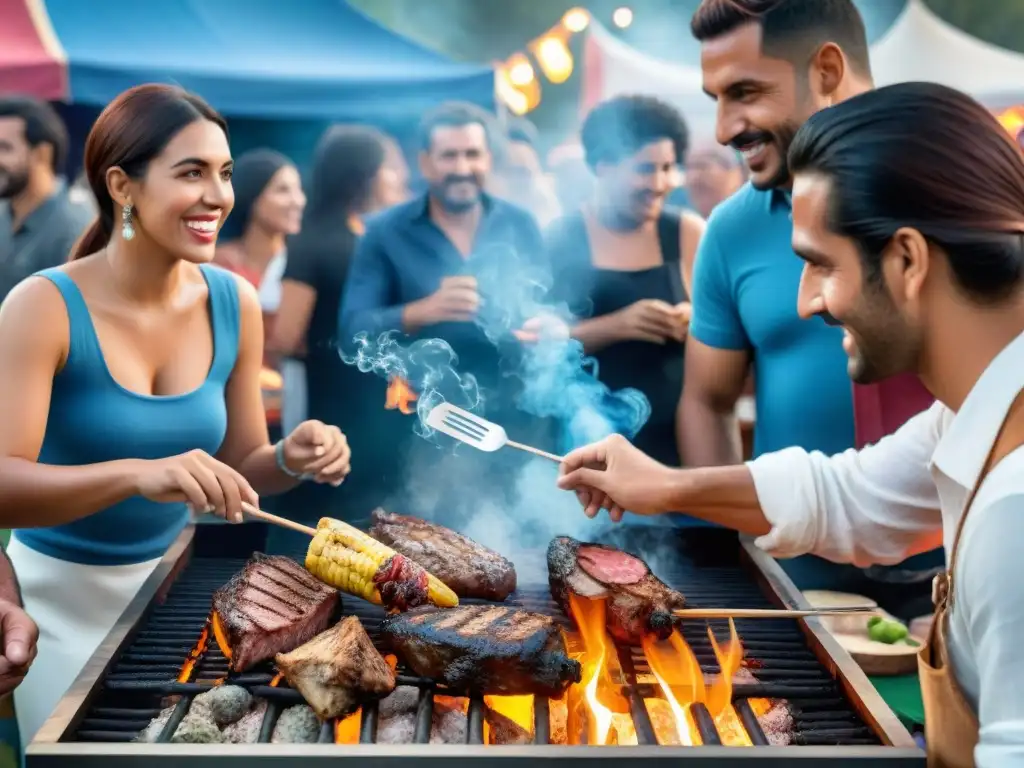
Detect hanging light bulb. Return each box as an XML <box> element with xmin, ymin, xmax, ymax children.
<box><xmin>532</xmin><ymin>36</ymin><xmax>574</xmax><ymax>84</ymax></box>
<box><xmin>613</xmin><ymin>7</ymin><xmax>633</xmax><ymax>28</ymax></box>
<box><xmin>507</xmin><ymin>52</ymin><xmax>535</xmax><ymax>87</ymax></box>
<box><xmin>497</xmin><ymin>66</ymin><xmax>530</xmax><ymax>116</ymax></box>
<box><xmin>562</xmin><ymin>7</ymin><xmax>590</xmax><ymax>33</ymax></box>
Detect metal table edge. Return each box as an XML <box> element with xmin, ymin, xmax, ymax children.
<box><xmin>738</xmin><ymin>535</ymin><xmax>918</xmax><ymax>750</ymax></box>
<box><xmin>26</xmin><ymin>742</ymin><xmax>927</xmax><ymax>764</ymax></box>
<box><xmin>30</xmin><ymin>525</ymin><xmax>197</xmax><ymax>745</ymax></box>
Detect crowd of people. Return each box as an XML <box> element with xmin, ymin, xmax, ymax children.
<box><xmin>0</xmin><ymin>0</ymin><xmax>1022</xmax><ymax>764</ymax></box>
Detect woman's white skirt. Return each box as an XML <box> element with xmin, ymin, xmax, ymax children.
<box><xmin>7</xmin><ymin>537</ymin><xmax>160</xmax><ymax>748</ymax></box>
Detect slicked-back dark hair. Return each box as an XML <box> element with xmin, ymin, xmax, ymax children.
<box><xmin>580</xmin><ymin>95</ymin><xmax>689</xmax><ymax>171</ymax></box>
<box><xmin>691</xmin><ymin>0</ymin><xmax>871</xmax><ymax>79</ymax></box>
<box><xmin>789</xmin><ymin>82</ymin><xmax>1024</xmax><ymax>304</ymax></box>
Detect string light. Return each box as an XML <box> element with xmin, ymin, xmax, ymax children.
<box><xmin>533</xmin><ymin>36</ymin><xmax>574</xmax><ymax>84</ymax></box>
<box><xmin>613</xmin><ymin>7</ymin><xmax>634</xmax><ymax>28</ymax></box>
<box><xmin>562</xmin><ymin>7</ymin><xmax>590</xmax><ymax>32</ymax></box>
<box><xmin>507</xmin><ymin>52</ymin><xmax>535</xmax><ymax>87</ymax></box>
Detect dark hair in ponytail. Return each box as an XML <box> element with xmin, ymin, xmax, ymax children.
<box><xmin>789</xmin><ymin>81</ymin><xmax>1024</xmax><ymax>303</ymax></box>
<box><xmin>69</xmin><ymin>84</ymin><xmax>227</xmax><ymax>261</ymax></box>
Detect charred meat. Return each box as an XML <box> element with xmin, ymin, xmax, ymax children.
<box><xmin>369</xmin><ymin>509</ymin><xmax>517</xmax><ymax>601</ymax></box>
<box><xmin>275</xmin><ymin>616</ymin><xmax>396</xmax><ymax>720</ymax></box>
<box><xmin>211</xmin><ymin>553</ymin><xmax>339</xmax><ymax>672</ymax></box>
<box><xmin>381</xmin><ymin>605</ymin><xmax>581</xmax><ymax>697</ymax></box>
<box><xmin>547</xmin><ymin>537</ymin><xmax>686</xmax><ymax>645</ymax></box>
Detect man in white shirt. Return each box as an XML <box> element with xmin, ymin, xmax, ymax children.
<box><xmin>556</xmin><ymin>82</ymin><xmax>1024</xmax><ymax>765</ymax></box>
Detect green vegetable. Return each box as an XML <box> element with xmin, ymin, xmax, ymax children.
<box><xmin>867</xmin><ymin>617</ymin><xmax>910</xmax><ymax>644</ymax></box>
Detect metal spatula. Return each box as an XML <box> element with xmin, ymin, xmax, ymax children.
<box><xmin>426</xmin><ymin>403</ymin><xmax>564</xmax><ymax>463</ymax></box>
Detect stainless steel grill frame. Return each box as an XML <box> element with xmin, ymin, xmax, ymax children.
<box><xmin>27</xmin><ymin>524</ymin><xmax>927</xmax><ymax>767</ymax></box>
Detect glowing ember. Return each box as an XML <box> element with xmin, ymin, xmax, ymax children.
<box><xmin>484</xmin><ymin>695</ymin><xmax>534</xmax><ymax>744</ymax></box>
<box><xmin>334</xmin><ymin>655</ymin><xmax>397</xmax><ymax>744</ymax></box>
<box><xmin>269</xmin><ymin>673</ymin><xmax>283</xmax><ymax>687</ymax></box>
<box><xmin>210</xmin><ymin>610</ymin><xmax>233</xmax><ymax>661</ymax></box>
<box><xmin>385</xmin><ymin>376</ymin><xmax>418</xmax><ymax>415</ymax></box>
<box><xmin>177</xmin><ymin>624</ymin><xmax>210</xmax><ymax>683</ymax></box>
<box><xmin>335</xmin><ymin>711</ymin><xmax>361</xmax><ymax>744</ymax></box>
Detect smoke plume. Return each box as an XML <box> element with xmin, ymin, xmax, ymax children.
<box><xmin>339</xmin><ymin>242</ymin><xmax>653</xmax><ymax>578</ymax></box>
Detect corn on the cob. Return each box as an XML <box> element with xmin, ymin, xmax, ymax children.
<box><xmin>305</xmin><ymin>531</ymin><xmax>382</xmax><ymax>604</ymax></box>
<box><xmin>306</xmin><ymin>517</ymin><xmax>459</xmax><ymax>608</ymax></box>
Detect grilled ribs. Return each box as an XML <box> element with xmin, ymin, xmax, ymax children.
<box><xmin>275</xmin><ymin>616</ymin><xmax>396</xmax><ymax>720</ymax></box>
<box><xmin>369</xmin><ymin>509</ymin><xmax>517</xmax><ymax>601</ymax></box>
<box><xmin>211</xmin><ymin>553</ymin><xmax>339</xmax><ymax>672</ymax></box>
<box><xmin>547</xmin><ymin>536</ymin><xmax>686</xmax><ymax>645</ymax></box>
<box><xmin>381</xmin><ymin>605</ymin><xmax>581</xmax><ymax>696</ymax></box>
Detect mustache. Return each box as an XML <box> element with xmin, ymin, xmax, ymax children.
<box><xmin>442</xmin><ymin>175</ymin><xmax>479</xmax><ymax>187</ymax></box>
<box><xmin>728</xmin><ymin>131</ymin><xmax>772</xmax><ymax>151</ymax></box>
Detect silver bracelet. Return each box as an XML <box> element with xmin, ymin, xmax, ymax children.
<box><xmin>275</xmin><ymin>439</ymin><xmax>309</xmax><ymax>480</ymax></box>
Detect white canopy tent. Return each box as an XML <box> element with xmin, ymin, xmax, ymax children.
<box><xmin>870</xmin><ymin>0</ymin><xmax>1024</xmax><ymax>108</ymax></box>
<box><xmin>580</xmin><ymin>0</ymin><xmax>1024</xmax><ymax>135</ymax></box>
<box><xmin>580</xmin><ymin>20</ymin><xmax>718</xmax><ymax>138</ymax></box>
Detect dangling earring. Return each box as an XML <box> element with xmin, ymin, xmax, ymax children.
<box><xmin>122</xmin><ymin>204</ymin><xmax>135</xmax><ymax>241</ymax></box>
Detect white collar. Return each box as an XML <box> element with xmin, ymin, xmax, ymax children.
<box><xmin>931</xmin><ymin>331</ymin><xmax>1024</xmax><ymax>489</ymax></box>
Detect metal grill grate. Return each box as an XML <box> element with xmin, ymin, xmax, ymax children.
<box><xmin>71</xmin><ymin>528</ymin><xmax>880</xmax><ymax>747</ymax></box>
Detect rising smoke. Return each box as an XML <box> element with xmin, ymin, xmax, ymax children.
<box><xmin>339</xmin><ymin>242</ymin><xmax>653</xmax><ymax>580</ymax></box>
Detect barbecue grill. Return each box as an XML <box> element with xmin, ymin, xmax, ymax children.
<box><xmin>28</xmin><ymin>521</ymin><xmax>926</xmax><ymax>766</ymax></box>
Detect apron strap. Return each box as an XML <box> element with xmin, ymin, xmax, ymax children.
<box><xmin>945</xmin><ymin>388</ymin><xmax>1024</xmax><ymax>607</ymax></box>
<box><xmin>656</xmin><ymin>211</ymin><xmax>687</xmax><ymax>306</ymax></box>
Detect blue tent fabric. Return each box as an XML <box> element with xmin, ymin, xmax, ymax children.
<box><xmin>44</xmin><ymin>0</ymin><xmax>495</xmax><ymax>120</ymax></box>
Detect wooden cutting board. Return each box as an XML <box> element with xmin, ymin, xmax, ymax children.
<box><xmin>803</xmin><ymin>590</ymin><xmax>925</xmax><ymax>676</ymax></box>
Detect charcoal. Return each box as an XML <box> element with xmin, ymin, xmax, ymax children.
<box><xmin>271</xmin><ymin>705</ymin><xmax>321</xmax><ymax>744</ymax></box>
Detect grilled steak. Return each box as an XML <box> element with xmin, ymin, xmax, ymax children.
<box><xmin>275</xmin><ymin>616</ymin><xmax>396</xmax><ymax>720</ymax></box>
<box><xmin>369</xmin><ymin>509</ymin><xmax>517</xmax><ymax>601</ymax></box>
<box><xmin>381</xmin><ymin>605</ymin><xmax>581</xmax><ymax>696</ymax></box>
<box><xmin>211</xmin><ymin>553</ymin><xmax>339</xmax><ymax>672</ymax></box>
<box><xmin>547</xmin><ymin>537</ymin><xmax>686</xmax><ymax>645</ymax></box>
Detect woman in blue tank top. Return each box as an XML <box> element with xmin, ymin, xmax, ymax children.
<box><xmin>0</xmin><ymin>84</ymin><xmax>352</xmax><ymax>748</ymax></box>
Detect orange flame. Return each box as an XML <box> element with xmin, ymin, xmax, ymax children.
<box><xmin>177</xmin><ymin>624</ymin><xmax>211</xmax><ymax>683</ymax></box>
<box><xmin>641</xmin><ymin>632</ymin><xmax>702</xmax><ymax>745</ymax></box>
<box><xmin>566</xmin><ymin>594</ymin><xmax>632</xmax><ymax>745</ymax></box>
<box><xmin>640</xmin><ymin>620</ymin><xmax>773</xmax><ymax>747</ymax></box>
<box><xmin>385</xmin><ymin>376</ymin><xmax>418</xmax><ymax>415</ymax></box>
<box><xmin>210</xmin><ymin>610</ymin><xmax>233</xmax><ymax>661</ymax></box>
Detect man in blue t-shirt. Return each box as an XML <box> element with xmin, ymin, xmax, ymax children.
<box><xmin>679</xmin><ymin>0</ymin><xmax>939</xmax><ymax>592</ymax></box>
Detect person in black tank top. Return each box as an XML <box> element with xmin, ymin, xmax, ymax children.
<box><xmin>547</xmin><ymin>96</ymin><xmax>705</xmax><ymax>469</ymax></box>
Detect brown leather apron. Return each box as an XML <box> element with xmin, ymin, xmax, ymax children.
<box><xmin>918</xmin><ymin>390</ymin><xmax>1024</xmax><ymax>767</ymax></box>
